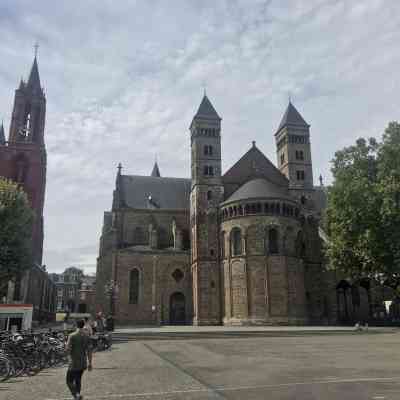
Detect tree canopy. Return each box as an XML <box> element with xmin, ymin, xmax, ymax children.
<box><xmin>0</xmin><ymin>178</ymin><xmax>34</xmax><ymax>294</ymax></box>
<box><xmin>326</xmin><ymin>122</ymin><xmax>400</xmax><ymax>287</ymax></box>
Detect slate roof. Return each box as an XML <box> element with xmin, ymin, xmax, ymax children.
<box><xmin>276</xmin><ymin>101</ymin><xmax>309</xmax><ymax>134</ymax></box>
<box><xmin>194</xmin><ymin>95</ymin><xmax>221</xmax><ymax>120</ymax></box>
<box><xmin>0</xmin><ymin>123</ymin><xmax>5</xmax><ymax>145</ymax></box>
<box><xmin>222</xmin><ymin>144</ymin><xmax>289</xmax><ymax>199</ymax></box>
<box><xmin>151</xmin><ymin>162</ymin><xmax>161</xmax><ymax>177</ymax></box>
<box><xmin>27</xmin><ymin>57</ymin><xmax>42</xmax><ymax>92</ymax></box>
<box><xmin>222</xmin><ymin>178</ymin><xmax>292</xmax><ymax>205</ymax></box>
<box><xmin>120</xmin><ymin>175</ymin><xmax>191</xmax><ymax>210</ymax></box>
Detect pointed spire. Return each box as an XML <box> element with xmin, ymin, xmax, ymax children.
<box><xmin>0</xmin><ymin>122</ymin><xmax>5</xmax><ymax>145</ymax></box>
<box><xmin>18</xmin><ymin>78</ymin><xmax>25</xmax><ymax>90</ymax></box>
<box><xmin>194</xmin><ymin>94</ymin><xmax>221</xmax><ymax>120</ymax></box>
<box><xmin>27</xmin><ymin>56</ymin><xmax>42</xmax><ymax>92</ymax></box>
<box><xmin>151</xmin><ymin>161</ymin><xmax>161</xmax><ymax>177</ymax></box>
<box><xmin>276</xmin><ymin>101</ymin><xmax>309</xmax><ymax>134</ymax></box>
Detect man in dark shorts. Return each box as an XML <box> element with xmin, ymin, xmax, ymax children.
<box><xmin>66</xmin><ymin>319</ymin><xmax>93</xmax><ymax>399</ymax></box>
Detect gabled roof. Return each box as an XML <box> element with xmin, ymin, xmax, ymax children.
<box><xmin>222</xmin><ymin>144</ymin><xmax>288</xmax><ymax>199</ymax></box>
<box><xmin>276</xmin><ymin>101</ymin><xmax>309</xmax><ymax>134</ymax></box>
<box><xmin>120</xmin><ymin>175</ymin><xmax>191</xmax><ymax>210</ymax></box>
<box><xmin>27</xmin><ymin>57</ymin><xmax>42</xmax><ymax>92</ymax></box>
<box><xmin>193</xmin><ymin>95</ymin><xmax>221</xmax><ymax>120</ymax></box>
<box><xmin>0</xmin><ymin>123</ymin><xmax>5</xmax><ymax>145</ymax></box>
<box><xmin>222</xmin><ymin>178</ymin><xmax>292</xmax><ymax>205</ymax></box>
<box><xmin>151</xmin><ymin>162</ymin><xmax>161</xmax><ymax>177</ymax></box>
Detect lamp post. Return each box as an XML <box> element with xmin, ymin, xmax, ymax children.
<box><xmin>104</xmin><ymin>280</ymin><xmax>119</xmax><ymax>317</ymax></box>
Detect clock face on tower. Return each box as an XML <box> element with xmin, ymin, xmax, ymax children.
<box><xmin>18</xmin><ymin>124</ymin><xmax>29</xmax><ymax>139</ymax></box>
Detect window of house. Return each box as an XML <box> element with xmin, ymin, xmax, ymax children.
<box><xmin>268</xmin><ymin>228</ymin><xmax>279</xmax><ymax>254</ymax></box>
<box><xmin>231</xmin><ymin>228</ymin><xmax>242</xmax><ymax>256</ymax></box>
<box><xmin>57</xmin><ymin>288</ymin><xmax>63</xmax><ymax>297</ymax></box>
<box><xmin>69</xmin><ymin>288</ymin><xmax>74</xmax><ymax>298</ymax></box>
<box><xmin>280</xmin><ymin>153</ymin><xmax>285</xmax><ymax>165</ymax></box>
<box><xmin>296</xmin><ymin>170</ymin><xmax>305</xmax><ymax>180</ymax></box>
<box><xmin>207</xmin><ymin>190</ymin><xmax>212</xmax><ymax>200</ymax></box>
<box><xmin>204</xmin><ymin>145</ymin><xmax>213</xmax><ymax>156</ymax></box>
<box><xmin>296</xmin><ymin>150</ymin><xmax>304</xmax><ymax>160</ymax></box>
<box><xmin>129</xmin><ymin>269</ymin><xmax>140</xmax><ymax>304</ymax></box>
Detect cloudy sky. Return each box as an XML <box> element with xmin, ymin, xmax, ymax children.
<box><xmin>0</xmin><ymin>0</ymin><xmax>399</xmax><ymax>274</ymax></box>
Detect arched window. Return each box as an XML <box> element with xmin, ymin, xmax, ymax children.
<box><xmin>220</xmin><ymin>231</ymin><xmax>225</xmax><ymax>259</ymax></box>
<box><xmin>231</xmin><ymin>228</ymin><xmax>242</xmax><ymax>256</ymax></box>
<box><xmin>268</xmin><ymin>228</ymin><xmax>279</xmax><ymax>254</ymax></box>
<box><xmin>207</xmin><ymin>190</ymin><xmax>212</xmax><ymax>200</ymax></box>
<box><xmin>129</xmin><ymin>269</ymin><xmax>140</xmax><ymax>304</ymax></box>
<box><xmin>182</xmin><ymin>229</ymin><xmax>190</xmax><ymax>250</ymax></box>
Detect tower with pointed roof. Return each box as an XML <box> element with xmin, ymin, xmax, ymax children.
<box><xmin>9</xmin><ymin>56</ymin><xmax>46</xmax><ymax>145</ymax></box>
<box><xmin>190</xmin><ymin>94</ymin><xmax>223</xmax><ymax>325</ymax></box>
<box><xmin>0</xmin><ymin>54</ymin><xmax>47</xmax><ymax>265</ymax></box>
<box><xmin>275</xmin><ymin>101</ymin><xmax>314</xmax><ymax>191</ymax></box>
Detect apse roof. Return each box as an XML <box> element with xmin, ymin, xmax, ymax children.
<box><xmin>222</xmin><ymin>178</ymin><xmax>292</xmax><ymax>205</ymax></box>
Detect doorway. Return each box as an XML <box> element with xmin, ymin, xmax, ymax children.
<box><xmin>169</xmin><ymin>292</ymin><xmax>186</xmax><ymax>324</ymax></box>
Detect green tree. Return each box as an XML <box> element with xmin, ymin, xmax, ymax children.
<box><xmin>0</xmin><ymin>178</ymin><xmax>34</xmax><ymax>295</ymax></box>
<box><xmin>326</xmin><ymin>122</ymin><xmax>400</xmax><ymax>288</ymax></box>
<box><xmin>376</xmin><ymin>122</ymin><xmax>400</xmax><ymax>288</ymax></box>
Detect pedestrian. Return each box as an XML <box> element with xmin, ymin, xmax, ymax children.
<box><xmin>66</xmin><ymin>319</ymin><xmax>93</xmax><ymax>400</ymax></box>
<box><xmin>83</xmin><ymin>317</ymin><xmax>93</xmax><ymax>337</ymax></box>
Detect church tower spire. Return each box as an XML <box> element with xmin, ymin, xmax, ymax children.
<box><xmin>0</xmin><ymin>122</ymin><xmax>5</xmax><ymax>145</ymax></box>
<box><xmin>0</xmin><ymin>48</ymin><xmax>47</xmax><ymax>265</ymax></box>
<box><xmin>8</xmin><ymin>53</ymin><xmax>46</xmax><ymax>145</ymax></box>
<box><xmin>190</xmin><ymin>93</ymin><xmax>223</xmax><ymax>325</ymax></box>
<box><xmin>275</xmin><ymin>101</ymin><xmax>314</xmax><ymax>190</ymax></box>
<box><xmin>151</xmin><ymin>161</ymin><xmax>161</xmax><ymax>177</ymax></box>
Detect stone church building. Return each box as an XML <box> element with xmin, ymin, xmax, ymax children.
<box><xmin>96</xmin><ymin>95</ymin><xmax>339</xmax><ymax>326</ymax></box>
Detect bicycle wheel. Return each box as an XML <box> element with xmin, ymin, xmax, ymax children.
<box><xmin>0</xmin><ymin>356</ymin><xmax>10</xmax><ymax>382</ymax></box>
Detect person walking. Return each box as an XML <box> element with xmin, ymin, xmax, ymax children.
<box><xmin>66</xmin><ymin>319</ymin><xmax>93</xmax><ymax>400</ymax></box>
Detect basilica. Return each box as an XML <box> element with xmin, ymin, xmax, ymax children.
<box><xmin>95</xmin><ymin>95</ymin><xmax>338</xmax><ymax>325</ymax></box>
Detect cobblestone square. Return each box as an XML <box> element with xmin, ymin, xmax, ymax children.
<box><xmin>2</xmin><ymin>331</ymin><xmax>400</xmax><ymax>400</ymax></box>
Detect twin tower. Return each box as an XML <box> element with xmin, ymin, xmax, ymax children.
<box><xmin>189</xmin><ymin>95</ymin><xmax>314</xmax><ymax>325</ymax></box>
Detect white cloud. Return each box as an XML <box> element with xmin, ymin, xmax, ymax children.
<box><xmin>0</xmin><ymin>0</ymin><xmax>399</xmax><ymax>273</ymax></box>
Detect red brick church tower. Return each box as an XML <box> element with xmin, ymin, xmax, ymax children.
<box><xmin>0</xmin><ymin>54</ymin><xmax>47</xmax><ymax>265</ymax></box>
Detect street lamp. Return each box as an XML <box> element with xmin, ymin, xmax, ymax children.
<box><xmin>104</xmin><ymin>280</ymin><xmax>119</xmax><ymax>316</ymax></box>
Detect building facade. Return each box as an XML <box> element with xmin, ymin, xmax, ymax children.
<box><xmin>0</xmin><ymin>54</ymin><xmax>55</xmax><ymax>323</ymax></box>
<box><xmin>49</xmin><ymin>267</ymin><xmax>96</xmax><ymax>314</ymax></box>
<box><xmin>96</xmin><ymin>96</ymin><xmax>339</xmax><ymax>326</ymax></box>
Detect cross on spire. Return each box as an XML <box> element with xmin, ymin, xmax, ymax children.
<box><xmin>34</xmin><ymin>42</ymin><xmax>39</xmax><ymax>58</ymax></box>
